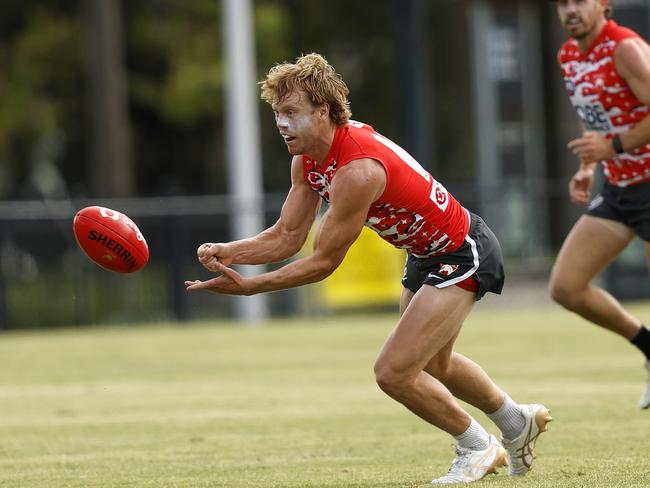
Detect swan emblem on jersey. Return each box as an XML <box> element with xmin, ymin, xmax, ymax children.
<box><xmin>433</xmin><ymin>182</ymin><xmax>449</xmax><ymax>212</ymax></box>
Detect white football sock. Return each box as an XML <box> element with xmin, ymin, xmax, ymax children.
<box><xmin>454</xmin><ymin>417</ymin><xmax>490</xmax><ymax>450</ymax></box>
<box><xmin>487</xmin><ymin>393</ymin><xmax>525</xmax><ymax>440</ymax></box>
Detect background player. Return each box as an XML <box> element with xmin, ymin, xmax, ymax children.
<box><xmin>549</xmin><ymin>0</ymin><xmax>650</xmax><ymax>408</ymax></box>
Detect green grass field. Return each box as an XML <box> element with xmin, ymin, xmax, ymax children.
<box><xmin>1</xmin><ymin>303</ymin><xmax>650</xmax><ymax>487</ymax></box>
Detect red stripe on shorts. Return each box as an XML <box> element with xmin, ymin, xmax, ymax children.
<box><xmin>455</xmin><ymin>275</ymin><xmax>478</xmax><ymax>293</ymax></box>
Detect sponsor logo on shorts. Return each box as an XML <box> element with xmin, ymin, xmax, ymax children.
<box><xmin>438</xmin><ymin>264</ymin><xmax>458</xmax><ymax>276</ymax></box>
<box><xmin>587</xmin><ymin>194</ymin><xmax>604</xmax><ymax>211</ymax></box>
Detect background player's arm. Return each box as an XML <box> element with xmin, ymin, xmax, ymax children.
<box><xmin>197</xmin><ymin>156</ymin><xmax>321</xmax><ymax>270</ymax></box>
<box><xmin>568</xmin><ymin>159</ymin><xmax>596</xmax><ymax>205</ymax></box>
<box><xmin>614</xmin><ymin>38</ymin><xmax>650</xmax><ymax>153</ymax></box>
<box><xmin>567</xmin><ymin>122</ymin><xmax>597</xmax><ymax>206</ymax></box>
<box><xmin>185</xmin><ymin>158</ymin><xmax>386</xmax><ymax>295</ymax></box>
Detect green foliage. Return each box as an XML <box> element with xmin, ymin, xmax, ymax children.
<box><xmin>126</xmin><ymin>0</ymin><xmax>294</xmax><ymax>126</ymax></box>
<box><xmin>0</xmin><ymin>0</ymin><xmax>475</xmax><ymax>197</ymax></box>
<box><xmin>254</xmin><ymin>2</ymin><xmax>292</xmax><ymax>78</ymax></box>
<box><xmin>1</xmin><ymin>307</ymin><xmax>650</xmax><ymax>486</ymax></box>
<box><xmin>125</xmin><ymin>0</ymin><xmax>224</xmax><ymax>126</ymax></box>
<box><xmin>0</xmin><ymin>7</ymin><xmax>83</xmax><ymax>172</ymax></box>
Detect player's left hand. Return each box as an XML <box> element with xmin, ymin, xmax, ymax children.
<box><xmin>184</xmin><ymin>261</ymin><xmax>253</xmax><ymax>295</ymax></box>
<box><xmin>567</xmin><ymin>131</ymin><xmax>615</xmax><ymax>162</ymax></box>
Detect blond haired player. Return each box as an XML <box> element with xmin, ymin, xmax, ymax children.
<box><xmin>186</xmin><ymin>53</ymin><xmax>551</xmax><ymax>483</ymax></box>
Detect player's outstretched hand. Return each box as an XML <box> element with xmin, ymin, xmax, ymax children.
<box><xmin>196</xmin><ymin>242</ymin><xmax>233</xmax><ymax>272</ymax></box>
<box><xmin>185</xmin><ymin>261</ymin><xmax>253</xmax><ymax>295</ymax></box>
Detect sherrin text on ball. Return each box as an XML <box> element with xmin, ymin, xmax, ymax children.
<box><xmin>73</xmin><ymin>206</ymin><xmax>149</xmax><ymax>273</ymax></box>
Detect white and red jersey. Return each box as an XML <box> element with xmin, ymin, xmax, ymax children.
<box><xmin>558</xmin><ymin>20</ymin><xmax>650</xmax><ymax>187</ymax></box>
<box><xmin>302</xmin><ymin>121</ymin><xmax>469</xmax><ymax>257</ymax></box>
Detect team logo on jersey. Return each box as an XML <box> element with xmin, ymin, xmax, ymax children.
<box><xmin>430</xmin><ymin>181</ymin><xmax>449</xmax><ymax>212</ymax></box>
<box><xmin>438</xmin><ymin>264</ymin><xmax>458</xmax><ymax>276</ymax></box>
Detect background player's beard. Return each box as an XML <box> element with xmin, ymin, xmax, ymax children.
<box><xmin>565</xmin><ymin>18</ymin><xmax>593</xmax><ymax>39</ymax></box>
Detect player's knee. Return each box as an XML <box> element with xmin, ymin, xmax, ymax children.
<box><xmin>549</xmin><ymin>280</ymin><xmax>579</xmax><ymax>309</ymax></box>
<box><xmin>373</xmin><ymin>360</ymin><xmax>413</xmax><ymax>398</ymax></box>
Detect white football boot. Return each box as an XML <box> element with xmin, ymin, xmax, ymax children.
<box><xmin>501</xmin><ymin>404</ymin><xmax>552</xmax><ymax>476</ymax></box>
<box><xmin>430</xmin><ymin>434</ymin><xmax>507</xmax><ymax>484</ymax></box>
<box><xmin>640</xmin><ymin>360</ymin><xmax>650</xmax><ymax>410</ymax></box>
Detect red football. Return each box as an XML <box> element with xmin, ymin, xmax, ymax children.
<box><xmin>73</xmin><ymin>206</ymin><xmax>149</xmax><ymax>273</ymax></box>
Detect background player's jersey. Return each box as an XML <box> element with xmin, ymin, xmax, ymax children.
<box><xmin>302</xmin><ymin>121</ymin><xmax>469</xmax><ymax>257</ymax></box>
<box><xmin>558</xmin><ymin>20</ymin><xmax>650</xmax><ymax>187</ymax></box>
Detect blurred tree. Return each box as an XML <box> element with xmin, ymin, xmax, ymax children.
<box><xmin>253</xmin><ymin>0</ymin><xmax>398</xmax><ymax>193</ymax></box>
<box><xmin>124</xmin><ymin>0</ymin><xmax>225</xmax><ymax>195</ymax></box>
<box><xmin>84</xmin><ymin>0</ymin><xmax>134</xmax><ymax>197</ymax></box>
<box><xmin>126</xmin><ymin>1</ymin><xmax>223</xmax><ymax>126</ymax></box>
<box><xmin>0</xmin><ymin>0</ymin><xmax>461</xmax><ymax>199</ymax></box>
<box><xmin>123</xmin><ymin>0</ymin><xmax>293</xmax><ymax>195</ymax></box>
<box><xmin>0</xmin><ymin>1</ymin><xmax>84</xmax><ymax>198</ymax></box>
<box><xmin>429</xmin><ymin>2</ymin><xmax>474</xmax><ymax>185</ymax></box>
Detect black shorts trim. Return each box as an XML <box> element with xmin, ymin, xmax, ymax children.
<box><xmin>401</xmin><ymin>212</ymin><xmax>505</xmax><ymax>300</ymax></box>
<box><xmin>586</xmin><ymin>181</ymin><xmax>650</xmax><ymax>241</ymax></box>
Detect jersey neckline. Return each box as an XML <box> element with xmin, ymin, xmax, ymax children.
<box><xmin>304</xmin><ymin>125</ymin><xmax>347</xmax><ymax>169</ymax></box>
<box><xmin>574</xmin><ymin>19</ymin><xmax>616</xmax><ymax>59</ymax></box>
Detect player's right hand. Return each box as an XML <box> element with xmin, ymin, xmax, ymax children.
<box><xmin>568</xmin><ymin>168</ymin><xmax>594</xmax><ymax>205</ymax></box>
<box><xmin>197</xmin><ymin>242</ymin><xmax>233</xmax><ymax>271</ymax></box>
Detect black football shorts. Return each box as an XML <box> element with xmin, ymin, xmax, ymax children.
<box><xmin>402</xmin><ymin>212</ymin><xmax>505</xmax><ymax>300</ymax></box>
<box><xmin>586</xmin><ymin>180</ymin><xmax>650</xmax><ymax>242</ymax></box>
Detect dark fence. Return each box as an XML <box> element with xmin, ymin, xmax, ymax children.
<box><xmin>0</xmin><ymin>189</ymin><xmax>648</xmax><ymax>330</ymax></box>
<box><xmin>0</xmin><ymin>195</ymin><xmax>300</xmax><ymax>329</ymax></box>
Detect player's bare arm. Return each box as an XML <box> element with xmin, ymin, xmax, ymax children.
<box><xmin>613</xmin><ymin>38</ymin><xmax>650</xmax><ymax>151</ymax></box>
<box><xmin>185</xmin><ymin>158</ymin><xmax>386</xmax><ymax>295</ymax></box>
<box><xmin>196</xmin><ymin>156</ymin><xmax>321</xmax><ymax>271</ymax></box>
<box><xmin>567</xmin><ymin>120</ymin><xmax>597</xmax><ymax>205</ymax></box>
<box><xmin>568</xmin><ymin>38</ymin><xmax>650</xmax><ymax>161</ymax></box>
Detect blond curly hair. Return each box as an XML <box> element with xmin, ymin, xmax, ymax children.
<box><xmin>260</xmin><ymin>53</ymin><xmax>352</xmax><ymax>127</ymax></box>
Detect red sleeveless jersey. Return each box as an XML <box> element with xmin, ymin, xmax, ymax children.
<box><xmin>302</xmin><ymin>121</ymin><xmax>469</xmax><ymax>257</ymax></box>
<box><xmin>558</xmin><ymin>20</ymin><xmax>650</xmax><ymax>187</ymax></box>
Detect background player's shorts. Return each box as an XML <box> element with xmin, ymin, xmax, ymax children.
<box><xmin>402</xmin><ymin>212</ymin><xmax>505</xmax><ymax>300</ymax></box>
<box><xmin>586</xmin><ymin>181</ymin><xmax>650</xmax><ymax>242</ymax></box>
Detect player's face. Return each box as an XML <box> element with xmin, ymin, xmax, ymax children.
<box><xmin>272</xmin><ymin>90</ymin><xmax>327</xmax><ymax>156</ymax></box>
<box><xmin>556</xmin><ymin>0</ymin><xmax>606</xmax><ymax>39</ymax></box>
